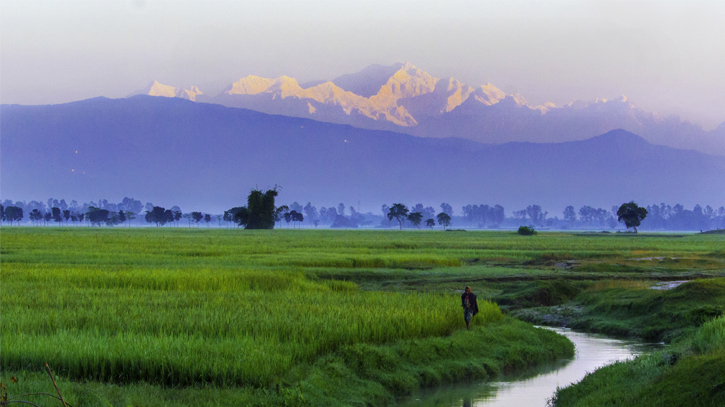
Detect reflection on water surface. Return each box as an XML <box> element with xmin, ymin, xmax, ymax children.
<box><xmin>399</xmin><ymin>327</ymin><xmax>661</xmax><ymax>407</ymax></box>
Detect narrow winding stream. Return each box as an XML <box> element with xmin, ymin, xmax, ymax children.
<box><xmin>399</xmin><ymin>327</ymin><xmax>661</xmax><ymax>407</ymax></box>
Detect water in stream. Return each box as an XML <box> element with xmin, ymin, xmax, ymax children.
<box><xmin>399</xmin><ymin>327</ymin><xmax>661</xmax><ymax>407</ymax></box>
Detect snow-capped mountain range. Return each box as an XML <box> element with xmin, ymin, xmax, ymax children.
<box><xmin>130</xmin><ymin>62</ymin><xmax>725</xmax><ymax>155</ymax></box>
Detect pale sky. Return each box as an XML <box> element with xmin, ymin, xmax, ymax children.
<box><xmin>2</xmin><ymin>0</ymin><xmax>724</xmax><ymax>129</ymax></box>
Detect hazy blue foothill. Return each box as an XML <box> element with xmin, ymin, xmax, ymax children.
<box><xmin>1</xmin><ymin>96</ymin><xmax>724</xmax><ymax>213</ymax></box>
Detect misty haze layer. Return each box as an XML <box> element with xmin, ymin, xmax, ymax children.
<box><xmin>1</xmin><ymin>96</ymin><xmax>723</xmax><ymax>213</ymax></box>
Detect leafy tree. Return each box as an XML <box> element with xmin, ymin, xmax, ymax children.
<box><xmin>380</xmin><ymin>204</ymin><xmax>391</xmax><ymax>226</ymax></box>
<box><xmin>63</xmin><ymin>209</ymin><xmax>71</xmax><ymax>224</ymax></box>
<box><xmin>489</xmin><ymin>205</ymin><xmax>505</xmax><ymax>227</ymax></box>
<box><xmin>192</xmin><ymin>211</ymin><xmax>203</xmax><ymax>226</ymax></box>
<box><xmin>125</xmin><ymin>211</ymin><xmax>136</xmax><ymax>227</ymax></box>
<box><xmin>387</xmin><ymin>203</ymin><xmax>409</xmax><ymax>230</ymax></box>
<box><xmin>0</xmin><ymin>204</ymin><xmax>4</xmax><ymax>223</ymax></box>
<box><xmin>173</xmin><ymin>210</ymin><xmax>182</xmax><ymax>226</ymax></box>
<box><xmin>526</xmin><ymin>205</ymin><xmax>547</xmax><ymax>226</ymax></box>
<box><xmin>30</xmin><ymin>209</ymin><xmax>43</xmax><ymax>225</ymax></box>
<box><xmin>578</xmin><ymin>206</ymin><xmax>595</xmax><ymax>226</ymax></box>
<box><xmin>204</xmin><ymin>213</ymin><xmax>212</xmax><ymax>227</ymax></box>
<box><xmin>426</xmin><ymin>218</ymin><xmax>436</xmax><ymax>228</ymax></box>
<box><xmin>283</xmin><ymin>211</ymin><xmax>292</xmax><ymax>227</ymax></box>
<box><xmin>440</xmin><ymin>203</ymin><xmax>453</xmax><ymax>216</ymax></box>
<box><xmin>437</xmin><ymin>212</ymin><xmax>451</xmax><ymax>230</ymax></box>
<box><xmin>303</xmin><ymin>202</ymin><xmax>319</xmax><ymax>226</ymax></box>
<box><xmin>164</xmin><ymin>209</ymin><xmax>175</xmax><ymax>226</ymax></box>
<box><xmin>563</xmin><ymin>206</ymin><xmax>576</xmax><ymax>225</ymax></box>
<box><xmin>246</xmin><ymin>187</ymin><xmax>279</xmax><ymax>229</ymax></box>
<box><xmin>52</xmin><ymin>207</ymin><xmax>63</xmax><ymax>224</ymax></box>
<box><xmin>43</xmin><ymin>211</ymin><xmax>52</xmax><ymax>225</ymax></box>
<box><xmin>108</xmin><ymin>211</ymin><xmax>121</xmax><ymax>227</ymax></box>
<box><xmin>291</xmin><ymin>210</ymin><xmax>304</xmax><ymax>228</ymax></box>
<box><xmin>407</xmin><ymin>212</ymin><xmax>423</xmax><ymax>229</ymax></box>
<box><xmin>231</xmin><ymin>207</ymin><xmax>250</xmax><ymax>228</ymax></box>
<box><xmin>77</xmin><ymin>213</ymin><xmax>85</xmax><ymax>225</ymax></box>
<box><xmin>5</xmin><ymin>206</ymin><xmax>23</xmax><ymax>225</ymax></box>
<box><xmin>348</xmin><ymin>206</ymin><xmax>366</xmax><ymax>226</ymax></box>
<box><xmin>118</xmin><ymin>210</ymin><xmax>126</xmax><ymax>225</ymax></box>
<box><xmin>331</xmin><ymin>214</ymin><xmax>357</xmax><ymax>228</ymax></box>
<box><xmin>513</xmin><ymin>210</ymin><xmax>527</xmax><ymax>222</ymax></box>
<box><xmin>275</xmin><ymin>205</ymin><xmax>289</xmax><ymax>227</ymax></box>
<box><xmin>120</xmin><ymin>197</ymin><xmax>143</xmax><ymax>214</ymax></box>
<box><xmin>86</xmin><ymin>207</ymin><xmax>109</xmax><ymax>226</ymax></box>
<box><xmin>337</xmin><ymin>203</ymin><xmax>346</xmax><ymax>217</ymax></box>
<box><xmin>617</xmin><ymin>201</ymin><xmax>648</xmax><ymax>233</ymax></box>
<box><xmin>145</xmin><ymin>206</ymin><xmax>168</xmax><ymax>227</ymax></box>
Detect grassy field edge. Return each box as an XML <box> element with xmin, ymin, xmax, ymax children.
<box><xmin>1</xmin><ymin>318</ymin><xmax>573</xmax><ymax>407</ymax></box>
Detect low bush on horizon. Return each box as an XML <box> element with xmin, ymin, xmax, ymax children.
<box><xmin>518</xmin><ymin>226</ymin><xmax>537</xmax><ymax>235</ymax></box>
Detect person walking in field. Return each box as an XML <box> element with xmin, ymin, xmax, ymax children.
<box><xmin>461</xmin><ymin>286</ymin><xmax>479</xmax><ymax>330</ymax></box>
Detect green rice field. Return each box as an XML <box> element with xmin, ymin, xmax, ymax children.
<box><xmin>2</xmin><ymin>227</ymin><xmax>723</xmax><ymax>406</ymax></box>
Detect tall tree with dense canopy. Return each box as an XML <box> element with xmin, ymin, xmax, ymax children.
<box><xmin>246</xmin><ymin>187</ymin><xmax>279</xmax><ymax>229</ymax></box>
<box><xmin>145</xmin><ymin>206</ymin><xmax>169</xmax><ymax>227</ymax></box>
<box><xmin>437</xmin><ymin>212</ymin><xmax>452</xmax><ymax>230</ymax></box>
<box><xmin>86</xmin><ymin>207</ymin><xmax>109</xmax><ymax>226</ymax></box>
<box><xmin>617</xmin><ymin>201</ymin><xmax>648</xmax><ymax>233</ymax></box>
<box><xmin>5</xmin><ymin>206</ymin><xmax>23</xmax><ymax>225</ymax></box>
<box><xmin>192</xmin><ymin>211</ymin><xmax>203</xmax><ymax>225</ymax></box>
<box><xmin>289</xmin><ymin>210</ymin><xmax>303</xmax><ymax>228</ymax></box>
<box><xmin>407</xmin><ymin>212</ymin><xmax>423</xmax><ymax>229</ymax></box>
<box><xmin>231</xmin><ymin>207</ymin><xmax>250</xmax><ymax>228</ymax></box>
<box><xmin>387</xmin><ymin>203</ymin><xmax>409</xmax><ymax>230</ymax></box>
<box><xmin>426</xmin><ymin>219</ymin><xmax>436</xmax><ymax>228</ymax></box>
<box><xmin>52</xmin><ymin>207</ymin><xmax>63</xmax><ymax>224</ymax></box>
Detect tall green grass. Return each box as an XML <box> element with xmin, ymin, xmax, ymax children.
<box><xmin>1</xmin><ymin>229</ymin><xmax>504</xmax><ymax>388</ymax></box>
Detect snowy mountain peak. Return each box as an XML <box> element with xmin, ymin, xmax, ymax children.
<box><xmin>129</xmin><ymin>81</ymin><xmax>203</xmax><ymax>101</ymax></box>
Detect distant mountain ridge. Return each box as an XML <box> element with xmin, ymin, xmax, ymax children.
<box><xmin>130</xmin><ymin>62</ymin><xmax>725</xmax><ymax>156</ymax></box>
<box><xmin>2</xmin><ymin>96</ymin><xmax>723</xmax><ymax>212</ymax></box>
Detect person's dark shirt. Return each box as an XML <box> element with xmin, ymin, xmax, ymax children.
<box><xmin>461</xmin><ymin>292</ymin><xmax>479</xmax><ymax>315</ymax></box>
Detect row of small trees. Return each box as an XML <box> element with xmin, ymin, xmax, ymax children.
<box><xmin>3</xmin><ymin>195</ymin><xmax>723</xmax><ymax>231</ymax></box>
<box><xmin>385</xmin><ymin>203</ymin><xmax>451</xmax><ymax>230</ymax></box>
<box><xmin>0</xmin><ymin>204</ymin><xmax>222</xmax><ymax>228</ymax></box>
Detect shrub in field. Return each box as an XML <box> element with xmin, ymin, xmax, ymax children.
<box><xmin>518</xmin><ymin>226</ymin><xmax>537</xmax><ymax>235</ymax></box>
<box><xmin>691</xmin><ymin>314</ymin><xmax>725</xmax><ymax>354</ymax></box>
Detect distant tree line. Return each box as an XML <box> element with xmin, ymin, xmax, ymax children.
<box><xmin>2</xmin><ymin>197</ymin><xmax>724</xmax><ymax>231</ymax></box>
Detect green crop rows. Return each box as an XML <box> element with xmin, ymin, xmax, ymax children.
<box><xmin>2</xmin><ymin>227</ymin><xmax>722</xmax><ymax>406</ymax></box>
